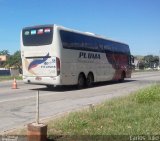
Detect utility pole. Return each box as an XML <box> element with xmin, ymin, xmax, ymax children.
<box><xmin>36</xmin><ymin>90</ymin><xmax>39</xmax><ymax>124</ymax></box>
<box><xmin>27</xmin><ymin>90</ymin><xmax>48</xmax><ymax>141</ymax></box>
<box><xmin>159</xmin><ymin>50</ymin><xmax>160</xmax><ymax>68</ymax></box>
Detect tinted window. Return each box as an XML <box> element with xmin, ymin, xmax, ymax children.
<box><xmin>103</xmin><ymin>40</ymin><xmax>113</xmax><ymax>52</ymax></box>
<box><xmin>60</xmin><ymin>30</ymin><xmax>130</xmax><ymax>54</ymax></box>
<box><xmin>22</xmin><ymin>26</ymin><xmax>53</xmax><ymax>46</ymax></box>
<box><xmin>84</xmin><ymin>36</ymin><xmax>98</xmax><ymax>51</ymax></box>
<box><xmin>114</xmin><ymin>43</ymin><xmax>130</xmax><ymax>54</ymax></box>
<box><xmin>60</xmin><ymin>30</ymin><xmax>99</xmax><ymax>52</ymax></box>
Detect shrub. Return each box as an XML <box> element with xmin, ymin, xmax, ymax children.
<box><xmin>135</xmin><ymin>85</ymin><xmax>160</xmax><ymax>103</ymax></box>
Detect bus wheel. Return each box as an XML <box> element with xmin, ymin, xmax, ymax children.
<box><xmin>119</xmin><ymin>72</ymin><xmax>125</xmax><ymax>82</ymax></box>
<box><xmin>86</xmin><ymin>73</ymin><xmax>94</xmax><ymax>87</ymax></box>
<box><xmin>78</xmin><ymin>73</ymin><xmax>86</xmax><ymax>89</ymax></box>
<box><xmin>46</xmin><ymin>85</ymin><xmax>54</xmax><ymax>89</ymax></box>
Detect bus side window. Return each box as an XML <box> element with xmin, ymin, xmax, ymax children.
<box><xmin>96</xmin><ymin>39</ymin><xmax>104</xmax><ymax>52</ymax></box>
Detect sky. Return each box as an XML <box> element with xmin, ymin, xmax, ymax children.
<box><xmin>0</xmin><ymin>0</ymin><xmax>160</xmax><ymax>56</ymax></box>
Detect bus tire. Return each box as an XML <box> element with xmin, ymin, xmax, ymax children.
<box><xmin>78</xmin><ymin>73</ymin><xmax>86</xmax><ymax>89</ymax></box>
<box><xmin>86</xmin><ymin>73</ymin><xmax>94</xmax><ymax>87</ymax></box>
<box><xmin>119</xmin><ymin>71</ymin><xmax>125</xmax><ymax>82</ymax></box>
<box><xmin>46</xmin><ymin>85</ymin><xmax>54</xmax><ymax>89</ymax></box>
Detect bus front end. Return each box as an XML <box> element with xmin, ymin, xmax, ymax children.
<box><xmin>21</xmin><ymin>25</ymin><xmax>61</xmax><ymax>86</ymax></box>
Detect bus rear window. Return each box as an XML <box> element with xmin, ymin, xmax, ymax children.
<box><xmin>22</xmin><ymin>26</ymin><xmax>53</xmax><ymax>46</ymax></box>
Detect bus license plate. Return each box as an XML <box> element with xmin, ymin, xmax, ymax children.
<box><xmin>35</xmin><ymin>76</ymin><xmax>42</xmax><ymax>80</ymax></box>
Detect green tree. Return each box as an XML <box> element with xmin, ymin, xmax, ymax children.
<box><xmin>5</xmin><ymin>51</ymin><xmax>22</xmax><ymax>72</ymax></box>
<box><xmin>153</xmin><ymin>56</ymin><xmax>159</xmax><ymax>67</ymax></box>
<box><xmin>138</xmin><ymin>60</ymin><xmax>145</xmax><ymax>70</ymax></box>
<box><xmin>0</xmin><ymin>50</ymin><xmax>10</xmax><ymax>56</ymax></box>
<box><xmin>144</xmin><ymin>55</ymin><xmax>159</xmax><ymax>68</ymax></box>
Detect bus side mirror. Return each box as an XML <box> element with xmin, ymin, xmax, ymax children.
<box><xmin>129</xmin><ymin>55</ymin><xmax>134</xmax><ymax>64</ymax></box>
<box><xmin>131</xmin><ymin>55</ymin><xmax>134</xmax><ymax>63</ymax></box>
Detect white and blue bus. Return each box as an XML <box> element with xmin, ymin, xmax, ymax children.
<box><xmin>21</xmin><ymin>24</ymin><xmax>133</xmax><ymax>88</ymax></box>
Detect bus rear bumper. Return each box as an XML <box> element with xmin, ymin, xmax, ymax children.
<box><xmin>23</xmin><ymin>76</ymin><xmax>61</xmax><ymax>86</ymax></box>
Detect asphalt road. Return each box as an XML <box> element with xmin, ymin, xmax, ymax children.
<box><xmin>0</xmin><ymin>71</ymin><xmax>160</xmax><ymax>133</ymax></box>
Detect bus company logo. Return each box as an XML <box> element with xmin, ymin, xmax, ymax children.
<box><xmin>79</xmin><ymin>52</ymin><xmax>101</xmax><ymax>59</ymax></box>
<box><xmin>28</xmin><ymin>53</ymin><xmax>49</xmax><ymax>71</ymax></box>
<box><xmin>44</xmin><ymin>59</ymin><xmax>55</xmax><ymax>65</ymax></box>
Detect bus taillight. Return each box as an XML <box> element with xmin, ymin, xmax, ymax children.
<box><xmin>56</xmin><ymin>57</ymin><xmax>60</xmax><ymax>75</ymax></box>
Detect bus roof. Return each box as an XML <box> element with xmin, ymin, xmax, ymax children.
<box><xmin>22</xmin><ymin>24</ymin><xmax>54</xmax><ymax>30</ymax></box>
<box><xmin>22</xmin><ymin>24</ymin><xmax>129</xmax><ymax>47</ymax></box>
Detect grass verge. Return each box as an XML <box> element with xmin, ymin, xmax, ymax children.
<box><xmin>0</xmin><ymin>75</ymin><xmax>22</xmax><ymax>81</ymax></box>
<box><xmin>47</xmin><ymin>84</ymin><xmax>160</xmax><ymax>138</ymax></box>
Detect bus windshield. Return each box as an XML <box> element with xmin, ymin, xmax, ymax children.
<box><xmin>22</xmin><ymin>26</ymin><xmax>53</xmax><ymax>46</ymax></box>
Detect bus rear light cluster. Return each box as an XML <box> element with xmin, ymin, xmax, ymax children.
<box><xmin>56</xmin><ymin>57</ymin><xmax>60</xmax><ymax>76</ymax></box>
